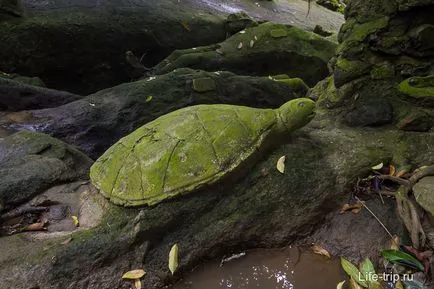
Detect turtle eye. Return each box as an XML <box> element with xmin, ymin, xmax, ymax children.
<box><xmin>298</xmin><ymin>102</ymin><xmax>305</xmax><ymax>107</ymax></box>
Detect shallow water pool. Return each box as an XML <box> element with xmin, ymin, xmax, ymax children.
<box><xmin>175</xmin><ymin>246</ymin><xmax>345</xmax><ymax>289</ymax></box>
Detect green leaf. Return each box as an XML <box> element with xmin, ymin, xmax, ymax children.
<box><xmin>381</xmin><ymin>249</ymin><xmax>424</xmax><ymax>271</ymax></box>
<box><xmin>359</xmin><ymin>258</ymin><xmax>382</xmax><ymax>289</ymax></box>
<box><xmin>340</xmin><ymin>257</ymin><xmax>368</xmax><ymax>288</ymax></box>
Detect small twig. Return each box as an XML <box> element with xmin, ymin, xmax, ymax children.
<box><xmin>0</xmin><ymin>206</ymin><xmax>47</xmax><ymax>221</ymax></box>
<box><xmin>355</xmin><ymin>196</ymin><xmax>394</xmax><ymax>239</ymax></box>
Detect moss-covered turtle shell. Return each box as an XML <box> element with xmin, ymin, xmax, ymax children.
<box><xmin>90</xmin><ymin>98</ymin><xmax>315</xmax><ymax>206</ymax></box>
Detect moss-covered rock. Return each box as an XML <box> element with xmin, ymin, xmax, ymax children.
<box><xmin>0</xmin><ymin>69</ymin><xmax>309</xmax><ymax>158</ymax></box>
<box><xmin>0</xmin><ymin>131</ymin><xmax>92</xmax><ymax>210</ymax></box>
<box><xmin>317</xmin><ymin>0</ymin><xmax>434</xmax><ymax>131</ymax></box>
<box><xmin>154</xmin><ymin>22</ymin><xmax>338</xmax><ymax>86</ymax></box>
<box><xmin>225</xmin><ymin>12</ymin><xmax>258</xmax><ymax>36</ymax></box>
<box><xmin>0</xmin><ymin>76</ymin><xmax>81</xmax><ymax>111</ymax></box>
<box><xmin>0</xmin><ymin>4</ymin><xmax>227</xmax><ymax>94</ymax></box>
<box><xmin>1</xmin><ymin>124</ymin><xmax>433</xmax><ymax>289</ymax></box>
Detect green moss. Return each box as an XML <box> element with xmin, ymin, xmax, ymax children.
<box><xmin>270</xmin><ymin>28</ymin><xmax>288</xmax><ymax>38</ymax></box>
<box><xmin>370</xmin><ymin>63</ymin><xmax>395</xmax><ymax>80</ymax></box>
<box><xmin>398</xmin><ymin>75</ymin><xmax>434</xmax><ymax>98</ymax></box>
<box><xmin>192</xmin><ymin>77</ymin><xmax>216</xmax><ymax>92</ymax></box>
<box><xmin>274</xmin><ymin>77</ymin><xmax>309</xmax><ymax>92</ymax></box>
<box><xmin>334</xmin><ymin>57</ymin><xmax>371</xmax><ymax>83</ymax></box>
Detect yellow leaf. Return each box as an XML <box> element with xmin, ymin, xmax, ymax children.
<box><xmin>71</xmin><ymin>216</ymin><xmax>79</xmax><ymax>227</ymax></box>
<box><xmin>312</xmin><ymin>244</ymin><xmax>331</xmax><ymax>258</ymax></box>
<box><xmin>390</xmin><ymin>235</ymin><xmax>400</xmax><ymax>250</ymax></box>
<box><xmin>145</xmin><ymin>96</ymin><xmax>153</xmax><ymax>103</ymax></box>
<box><xmin>122</xmin><ymin>269</ymin><xmax>146</xmax><ymax>280</ymax></box>
<box><xmin>336</xmin><ymin>281</ymin><xmax>346</xmax><ymax>289</ymax></box>
<box><xmin>169</xmin><ymin>243</ymin><xmax>179</xmax><ymax>275</ymax></box>
<box><xmin>349</xmin><ymin>277</ymin><xmax>363</xmax><ymax>289</ymax></box>
<box><xmin>389</xmin><ymin>164</ymin><xmax>396</xmax><ymax>176</ymax></box>
<box><xmin>371</xmin><ymin>163</ymin><xmax>383</xmax><ymax>170</ymax></box>
<box><xmin>237</xmin><ymin>42</ymin><xmax>243</xmax><ymax>49</ymax></box>
<box><xmin>134</xmin><ymin>279</ymin><xmax>142</xmax><ymax>289</ymax></box>
<box><xmin>276</xmin><ymin>155</ymin><xmax>286</xmax><ymax>174</ymax></box>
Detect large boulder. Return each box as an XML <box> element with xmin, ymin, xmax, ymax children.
<box><xmin>0</xmin><ymin>69</ymin><xmax>309</xmax><ymax>158</ymax></box>
<box><xmin>154</xmin><ymin>22</ymin><xmax>338</xmax><ymax>86</ymax></box>
<box><xmin>0</xmin><ymin>130</ymin><xmax>92</xmax><ymax>211</ymax></box>
<box><xmin>0</xmin><ymin>76</ymin><xmax>81</xmax><ymax>111</ymax></box>
<box><xmin>0</xmin><ymin>2</ymin><xmax>227</xmax><ymax>94</ymax></box>
<box><xmin>0</xmin><ymin>124</ymin><xmax>432</xmax><ymax>289</ymax></box>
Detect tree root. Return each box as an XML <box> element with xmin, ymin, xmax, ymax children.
<box><xmin>360</xmin><ymin>165</ymin><xmax>434</xmax><ymax>249</ymax></box>
<box><xmin>392</xmin><ymin>166</ymin><xmax>433</xmax><ymax>249</ymax></box>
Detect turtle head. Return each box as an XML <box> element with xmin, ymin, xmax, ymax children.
<box><xmin>276</xmin><ymin>98</ymin><xmax>316</xmax><ymax>133</ymax></box>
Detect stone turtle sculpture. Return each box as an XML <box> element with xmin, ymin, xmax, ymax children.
<box><xmin>90</xmin><ymin>98</ymin><xmax>316</xmax><ymax>206</ymax></box>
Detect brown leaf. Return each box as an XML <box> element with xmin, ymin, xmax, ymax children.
<box><xmin>24</xmin><ymin>222</ymin><xmax>46</xmax><ymax>231</ymax></box>
<box><xmin>312</xmin><ymin>244</ymin><xmax>331</xmax><ymax>258</ymax></box>
<box><xmin>340</xmin><ymin>202</ymin><xmax>363</xmax><ymax>214</ymax></box>
<box><xmin>339</xmin><ymin>203</ymin><xmax>351</xmax><ymax>214</ymax></box>
<box><xmin>390</xmin><ymin>235</ymin><xmax>400</xmax><ymax>250</ymax></box>
<box><xmin>61</xmin><ymin>237</ymin><xmax>73</xmax><ymax>245</ymax></box>
<box><xmin>389</xmin><ymin>164</ymin><xmax>396</xmax><ymax>176</ymax></box>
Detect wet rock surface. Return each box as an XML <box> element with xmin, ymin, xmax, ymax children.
<box><xmin>0</xmin><ymin>69</ymin><xmax>308</xmax><ymax>158</ymax></box>
<box><xmin>0</xmin><ymin>0</ymin><xmax>433</xmax><ymax>288</ymax></box>
<box><xmin>154</xmin><ymin>22</ymin><xmax>338</xmax><ymax>86</ymax></box>
<box><xmin>0</xmin><ymin>131</ymin><xmax>92</xmax><ymax>210</ymax></box>
<box><xmin>0</xmin><ymin>125</ymin><xmax>432</xmax><ymax>289</ymax></box>
<box><xmin>0</xmin><ymin>76</ymin><xmax>81</xmax><ymax>111</ymax></box>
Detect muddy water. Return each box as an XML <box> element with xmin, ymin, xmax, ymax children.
<box><xmin>175</xmin><ymin>247</ymin><xmax>345</xmax><ymax>289</ymax></box>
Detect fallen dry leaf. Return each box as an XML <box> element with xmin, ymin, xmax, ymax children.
<box><xmin>169</xmin><ymin>243</ymin><xmax>179</xmax><ymax>275</ymax></box>
<box><xmin>389</xmin><ymin>164</ymin><xmax>396</xmax><ymax>176</ymax></box>
<box><xmin>145</xmin><ymin>96</ymin><xmax>153</xmax><ymax>103</ymax></box>
<box><xmin>61</xmin><ymin>237</ymin><xmax>73</xmax><ymax>245</ymax></box>
<box><xmin>390</xmin><ymin>235</ymin><xmax>400</xmax><ymax>250</ymax></box>
<box><xmin>349</xmin><ymin>277</ymin><xmax>362</xmax><ymax>289</ymax></box>
<box><xmin>371</xmin><ymin>162</ymin><xmax>383</xmax><ymax>170</ymax></box>
<box><xmin>134</xmin><ymin>279</ymin><xmax>142</xmax><ymax>289</ymax></box>
<box><xmin>276</xmin><ymin>156</ymin><xmax>285</xmax><ymax>174</ymax></box>
<box><xmin>122</xmin><ymin>269</ymin><xmax>146</xmax><ymax>280</ymax></box>
<box><xmin>340</xmin><ymin>202</ymin><xmax>364</xmax><ymax>214</ymax></box>
<box><xmin>249</xmin><ymin>39</ymin><xmax>254</xmax><ymax>48</ymax></box>
<box><xmin>237</xmin><ymin>42</ymin><xmax>243</xmax><ymax>49</ymax></box>
<box><xmin>312</xmin><ymin>244</ymin><xmax>331</xmax><ymax>258</ymax></box>
<box><xmin>24</xmin><ymin>222</ymin><xmax>46</xmax><ymax>232</ymax></box>
<box><xmin>336</xmin><ymin>281</ymin><xmax>345</xmax><ymax>289</ymax></box>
